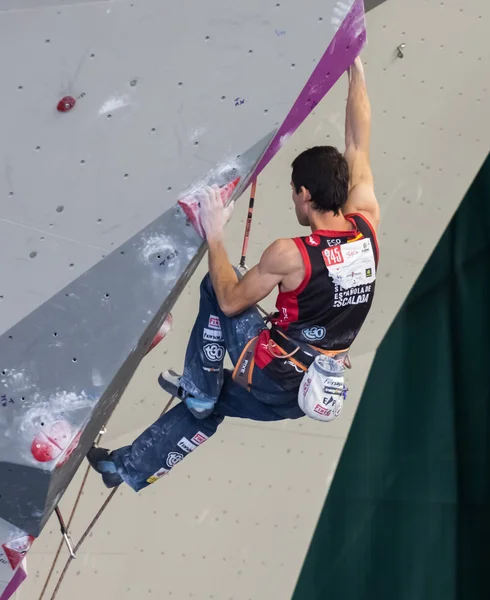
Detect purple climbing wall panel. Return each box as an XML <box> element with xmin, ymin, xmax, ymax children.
<box><xmin>0</xmin><ymin>0</ymin><xmax>365</xmax><ymax>596</ymax></box>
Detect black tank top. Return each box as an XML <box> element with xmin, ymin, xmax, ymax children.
<box><xmin>254</xmin><ymin>213</ymin><xmax>379</xmax><ymax>385</ymax></box>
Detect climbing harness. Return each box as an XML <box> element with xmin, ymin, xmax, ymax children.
<box><xmin>233</xmin><ymin>178</ymin><xmax>351</xmax><ymax>393</ymax></box>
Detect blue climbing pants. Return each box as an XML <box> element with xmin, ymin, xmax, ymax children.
<box><xmin>111</xmin><ymin>273</ymin><xmax>304</xmax><ymax>491</ymax></box>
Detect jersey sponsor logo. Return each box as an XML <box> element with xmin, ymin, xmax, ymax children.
<box><xmin>335</xmin><ymin>294</ymin><xmax>370</xmax><ymax>307</ymax></box>
<box><xmin>302</xmin><ymin>325</ymin><xmax>326</xmax><ymax>341</ymax></box>
<box><xmin>305</xmin><ymin>234</ymin><xmax>320</xmax><ymax>247</ymax></box>
<box><xmin>203</xmin><ymin>327</ymin><xmax>223</xmax><ymax>342</ymax></box>
<box><xmin>208</xmin><ymin>315</ymin><xmax>221</xmax><ymax>330</ymax></box>
<box><xmin>345</xmin><ymin>248</ymin><xmax>361</xmax><ymax>259</ymax></box>
<box><xmin>203</xmin><ymin>343</ymin><xmax>224</xmax><ymax>362</ymax></box>
<box><xmin>177</xmin><ymin>437</ymin><xmax>196</xmax><ymax>453</ymax></box>
<box><xmin>147</xmin><ymin>467</ymin><xmax>169</xmax><ymax>484</ymax></box>
<box><xmin>322</xmin><ymin>245</ymin><xmax>344</xmax><ymax>267</ymax></box>
<box><xmin>327</xmin><ymin>238</ymin><xmax>376</xmax><ymax>290</ymax></box>
<box><xmin>313</xmin><ymin>404</ymin><xmax>331</xmax><ymax>417</ymax></box>
<box><xmin>333</xmin><ymin>283</ymin><xmax>372</xmax><ymax>308</ymax></box>
<box><xmin>191</xmin><ymin>431</ymin><xmax>208</xmax><ymax>445</ymax></box>
<box><xmin>326</xmin><ymin>238</ymin><xmax>342</xmax><ymax>247</ymax></box>
<box><xmin>166</xmin><ymin>451</ymin><xmax>184</xmax><ymax>468</ymax></box>
<box><xmin>239</xmin><ymin>358</ymin><xmax>249</xmax><ymax>375</ymax></box>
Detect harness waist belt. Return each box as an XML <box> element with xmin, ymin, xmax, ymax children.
<box><xmin>269</xmin><ymin>327</ymin><xmax>349</xmax><ymax>368</ymax></box>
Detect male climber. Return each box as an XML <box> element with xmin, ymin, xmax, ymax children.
<box><xmin>88</xmin><ymin>56</ymin><xmax>380</xmax><ymax>490</ymax></box>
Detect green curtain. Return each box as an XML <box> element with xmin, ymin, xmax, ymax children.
<box><xmin>293</xmin><ymin>153</ymin><xmax>490</xmax><ymax>600</ymax></box>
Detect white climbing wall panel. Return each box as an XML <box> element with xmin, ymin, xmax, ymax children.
<box><xmin>3</xmin><ymin>0</ymin><xmax>490</xmax><ymax>599</ymax></box>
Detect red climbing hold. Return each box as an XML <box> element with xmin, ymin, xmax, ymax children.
<box><xmin>57</xmin><ymin>96</ymin><xmax>76</xmax><ymax>112</ymax></box>
<box><xmin>146</xmin><ymin>313</ymin><xmax>173</xmax><ymax>355</ymax></box>
<box><xmin>31</xmin><ymin>419</ymin><xmax>73</xmax><ymax>462</ymax></box>
<box><xmin>178</xmin><ymin>177</ymin><xmax>240</xmax><ymax>238</ymax></box>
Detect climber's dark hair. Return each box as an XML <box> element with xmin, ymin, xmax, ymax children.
<box><xmin>291</xmin><ymin>146</ymin><xmax>349</xmax><ymax>216</ymax></box>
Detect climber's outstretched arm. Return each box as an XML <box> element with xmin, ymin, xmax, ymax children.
<box><xmin>343</xmin><ymin>56</ymin><xmax>380</xmax><ymax>229</ymax></box>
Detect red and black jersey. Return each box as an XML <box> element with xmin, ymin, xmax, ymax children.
<box><xmin>254</xmin><ymin>213</ymin><xmax>379</xmax><ymax>389</ymax></box>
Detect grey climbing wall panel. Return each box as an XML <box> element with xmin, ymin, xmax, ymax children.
<box><xmin>0</xmin><ymin>135</ymin><xmax>272</xmax><ymax>536</ymax></box>
<box><xmin>0</xmin><ymin>0</ymin><xmax>365</xmax><ymax>595</ymax></box>
<box><xmin>0</xmin><ymin>134</ymin><xmax>274</xmax><ymax>538</ymax></box>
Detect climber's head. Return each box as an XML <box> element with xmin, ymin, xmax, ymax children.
<box><xmin>291</xmin><ymin>146</ymin><xmax>349</xmax><ymax>226</ymax></box>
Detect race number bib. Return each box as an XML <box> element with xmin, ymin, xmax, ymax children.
<box><xmin>322</xmin><ymin>238</ymin><xmax>376</xmax><ymax>290</ymax></box>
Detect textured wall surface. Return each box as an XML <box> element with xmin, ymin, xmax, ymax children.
<box><xmin>2</xmin><ymin>0</ymin><xmax>490</xmax><ymax>598</ymax></box>
<box><xmin>0</xmin><ymin>0</ymin><xmax>366</xmax><ymax>597</ymax></box>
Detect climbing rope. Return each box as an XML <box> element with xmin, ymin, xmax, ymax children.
<box><xmin>40</xmin><ymin>396</ymin><xmax>175</xmax><ymax>600</ymax></box>
<box><xmin>48</xmin><ymin>487</ymin><xmax>119</xmax><ymax>600</ymax></box>
<box><xmin>237</xmin><ymin>179</ymin><xmax>271</xmax><ymax>320</ymax></box>
<box><xmin>239</xmin><ymin>179</ymin><xmax>257</xmax><ymax>270</ymax></box>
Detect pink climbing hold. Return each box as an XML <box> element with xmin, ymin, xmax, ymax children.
<box><xmin>2</xmin><ymin>535</ymin><xmax>35</xmax><ymax>571</ymax></box>
<box><xmin>178</xmin><ymin>177</ymin><xmax>240</xmax><ymax>238</ymax></box>
<box><xmin>57</xmin><ymin>96</ymin><xmax>76</xmax><ymax>112</ymax></box>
